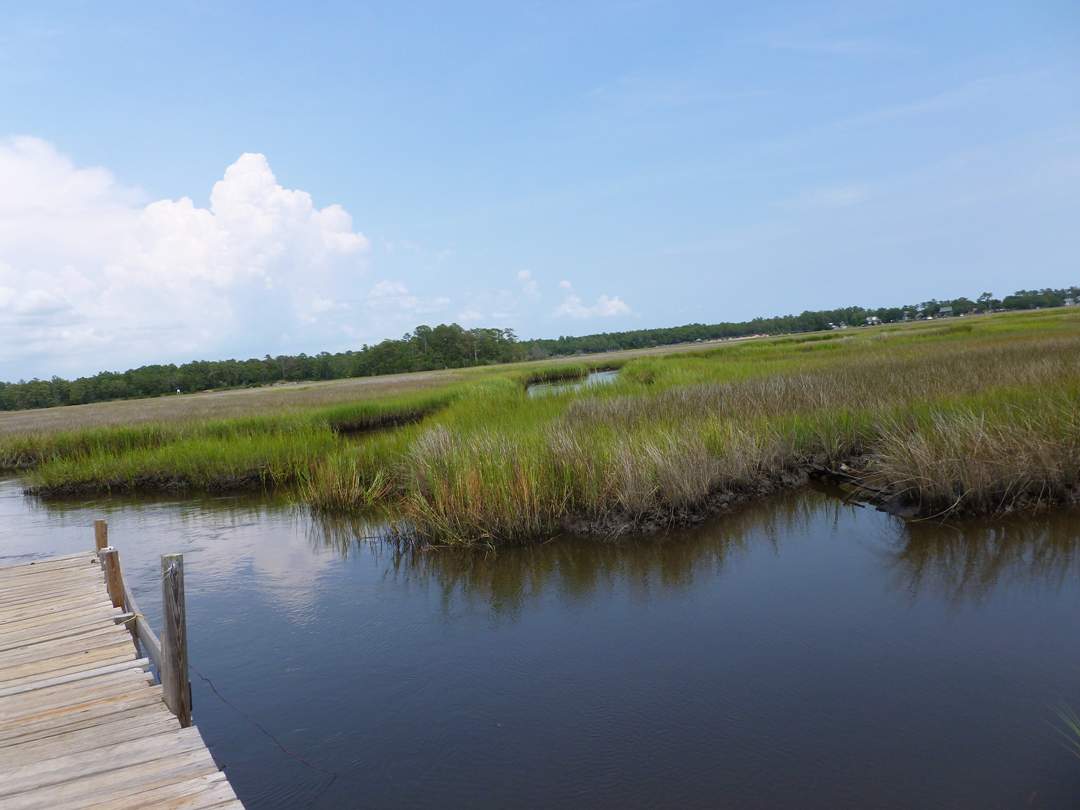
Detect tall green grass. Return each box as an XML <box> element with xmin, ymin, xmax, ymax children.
<box><xmin>12</xmin><ymin>308</ymin><xmax>1080</xmax><ymax>543</ymax></box>
<box><xmin>7</xmin><ymin>388</ymin><xmax>457</xmax><ymax>494</ymax></box>
<box><xmin>319</xmin><ymin>389</ymin><xmax>459</xmax><ymax>433</ymax></box>
<box><xmin>518</xmin><ymin>363</ymin><xmax>589</xmax><ymax>387</ymax></box>
<box><xmin>28</xmin><ymin>428</ymin><xmax>339</xmax><ymax>494</ymax></box>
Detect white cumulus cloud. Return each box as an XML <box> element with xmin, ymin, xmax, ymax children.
<box><xmin>0</xmin><ymin>136</ymin><xmax>369</xmax><ymax>378</ymax></box>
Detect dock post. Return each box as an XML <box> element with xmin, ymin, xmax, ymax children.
<box><xmin>94</xmin><ymin>519</ymin><xmax>108</xmax><ymax>551</ymax></box>
<box><xmin>99</xmin><ymin>546</ymin><xmax>127</xmax><ymax>611</ymax></box>
<box><xmin>161</xmin><ymin>553</ymin><xmax>192</xmax><ymax>727</ymax></box>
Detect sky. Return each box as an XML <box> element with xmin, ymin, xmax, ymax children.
<box><xmin>1</xmin><ymin>1</ymin><xmax>1078</xmax><ymax>380</ymax></box>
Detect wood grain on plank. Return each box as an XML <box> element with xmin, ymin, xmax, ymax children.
<box><xmin>0</xmin><ymin>747</ymin><xmax>220</xmax><ymax>810</ymax></box>
<box><xmin>0</xmin><ymin>657</ymin><xmax>149</xmax><ymax>698</ymax></box>
<box><xmin>0</xmin><ymin>549</ymin><xmax>243</xmax><ymax>807</ymax></box>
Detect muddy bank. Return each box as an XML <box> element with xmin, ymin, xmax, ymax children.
<box><xmin>328</xmin><ymin>411</ymin><xmax>429</xmax><ymax>435</ymax></box>
<box><xmin>560</xmin><ymin>469</ymin><xmax>813</xmax><ymax>537</ymax></box>
<box><xmin>24</xmin><ymin>472</ymin><xmax>277</xmax><ymax>498</ymax></box>
<box><xmin>559</xmin><ymin>455</ymin><xmax>1080</xmax><ymax>539</ymax></box>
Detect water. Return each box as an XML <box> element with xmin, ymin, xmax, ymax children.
<box><xmin>2</xmin><ymin>477</ymin><xmax>1079</xmax><ymax>808</ymax></box>
<box><xmin>526</xmin><ymin>369</ymin><xmax>619</xmax><ymax>397</ymax></box>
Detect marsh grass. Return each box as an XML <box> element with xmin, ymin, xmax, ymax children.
<box><xmin>867</xmin><ymin>387</ymin><xmax>1080</xmax><ymax>515</ymax></box>
<box><xmin>319</xmin><ymin>389</ymin><xmax>459</xmax><ymax>433</ymax></box>
<box><xmin>28</xmin><ymin>428</ymin><xmax>338</xmax><ymax>494</ymax></box>
<box><xmin>519</xmin><ymin>364</ymin><xmax>590</xmax><ymax>387</ymax></box>
<box><xmin>9</xmin><ymin>388</ymin><xmax>459</xmax><ymax>494</ymax></box>
<box><xmin>13</xmin><ymin>308</ymin><xmax>1080</xmax><ymax>543</ymax></box>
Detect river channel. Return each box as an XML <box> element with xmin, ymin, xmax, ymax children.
<box><xmin>1</xmin><ymin>478</ymin><xmax>1078</xmax><ymax>808</ymax></box>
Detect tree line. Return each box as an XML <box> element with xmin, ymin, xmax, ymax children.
<box><xmin>2</xmin><ymin>286</ymin><xmax>1076</xmax><ymax>411</ymax></box>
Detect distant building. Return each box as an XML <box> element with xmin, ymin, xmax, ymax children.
<box><xmin>1066</xmin><ymin>297</ymin><xmax>1076</xmax><ymax>306</ymax></box>
<box><xmin>865</xmin><ymin>315</ymin><xmax>881</xmax><ymax>326</ymax></box>
<box><xmin>938</xmin><ymin>306</ymin><xmax>954</xmax><ymax>316</ymax></box>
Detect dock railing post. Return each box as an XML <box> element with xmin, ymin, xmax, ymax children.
<box><xmin>99</xmin><ymin>546</ymin><xmax>127</xmax><ymax>611</ymax></box>
<box><xmin>94</xmin><ymin>519</ymin><xmax>109</xmax><ymax>551</ymax></box>
<box><xmin>161</xmin><ymin>553</ymin><xmax>192</xmax><ymax>727</ymax></box>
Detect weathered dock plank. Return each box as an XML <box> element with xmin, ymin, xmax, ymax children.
<box><xmin>0</xmin><ymin>548</ymin><xmax>242</xmax><ymax>808</ymax></box>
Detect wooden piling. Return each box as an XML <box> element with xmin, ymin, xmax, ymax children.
<box><xmin>93</xmin><ymin>519</ymin><xmax>108</xmax><ymax>551</ymax></box>
<box><xmin>99</xmin><ymin>546</ymin><xmax>127</xmax><ymax>611</ymax></box>
<box><xmin>160</xmin><ymin>553</ymin><xmax>192</xmax><ymax>728</ymax></box>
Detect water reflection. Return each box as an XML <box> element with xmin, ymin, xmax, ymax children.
<box><xmin>303</xmin><ymin>492</ymin><xmax>817</xmax><ymax>616</ymax></box>
<box><xmin>0</xmin><ymin>484</ymin><xmax>343</xmax><ymax>621</ymax></box>
<box><xmin>526</xmin><ymin>369</ymin><xmax>620</xmax><ymax>397</ymax></box>
<box><xmin>306</xmin><ymin>489</ymin><xmax>1080</xmax><ymax>611</ymax></box>
<box><xmin>304</xmin><ymin>509</ymin><xmax>398</xmax><ymax>555</ymax></box>
<box><xmin>887</xmin><ymin>510</ymin><xmax>1080</xmax><ymax>604</ymax></box>
<box><xmin>12</xmin><ymin>478</ymin><xmax>1080</xmax><ymax>614</ymax></box>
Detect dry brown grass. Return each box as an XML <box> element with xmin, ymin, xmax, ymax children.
<box><xmin>0</xmin><ymin>339</ymin><xmax>735</xmax><ymax>438</ymax></box>
<box><xmin>0</xmin><ymin>369</ymin><xmax>467</xmax><ymax>437</ymax></box>
<box><xmin>867</xmin><ymin>398</ymin><xmax>1080</xmax><ymax>515</ymax></box>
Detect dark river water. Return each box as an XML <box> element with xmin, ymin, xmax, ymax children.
<box><xmin>2</xmin><ymin>477</ymin><xmax>1079</xmax><ymax>808</ymax></box>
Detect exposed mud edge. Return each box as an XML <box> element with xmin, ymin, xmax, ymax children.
<box><xmin>560</xmin><ymin>468</ymin><xmax>813</xmax><ymax>537</ymax></box>
<box><xmin>808</xmin><ymin>459</ymin><xmax>1080</xmax><ymax>520</ymax></box>
<box><xmin>558</xmin><ymin>458</ymin><xmax>1080</xmax><ymax>538</ymax></box>
<box><xmin>24</xmin><ymin>472</ymin><xmax>274</xmax><ymax>498</ymax></box>
<box><xmin>330</xmin><ymin>414</ymin><xmax>424</xmax><ymax>435</ymax></box>
<box><xmin>0</xmin><ymin>460</ymin><xmax>36</xmax><ymax>473</ymax></box>
<box><xmin>328</xmin><ymin>402</ymin><xmax>452</xmax><ymax>435</ymax></box>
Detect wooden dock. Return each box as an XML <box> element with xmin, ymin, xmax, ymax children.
<box><xmin>0</xmin><ymin>526</ymin><xmax>243</xmax><ymax>808</ymax></box>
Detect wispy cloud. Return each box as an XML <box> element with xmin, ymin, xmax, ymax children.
<box><xmin>517</xmin><ymin>269</ymin><xmax>539</xmax><ymax>296</ymax></box>
<box><xmin>364</xmin><ymin>280</ymin><xmax>448</xmax><ymax>315</ymax></box>
<box><xmin>587</xmin><ymin>73</ymin><xmax>769</xmax><ymax>114</ymax></box>
<box><xmin>834</xmin><ymin>69</ymin><xmax>1057</xmax><ymax>131</ymax></box>
<box><xmin>787</xmin><ymin>183</ymin><xmax>872</xmax><ymax>209</ymax></box>
<box><xmin>554</xmin><ymin>281</ymin><xmax>631</xmax><ymax>319</ymax></box>
<box><xmin>763</xmin><ymin>34</ymin><xmax>917</xmax><ymax>59</ymax></box>
<box><xmin>454</xmin><ymin>287</ymin><xmax>523</xmax><ymax>326</ymax></box>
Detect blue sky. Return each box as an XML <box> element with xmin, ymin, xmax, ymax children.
<box><xmin>1</xmin><ymin>1</ymin><xmax>1078</xmax><ymax>379</ymax></box>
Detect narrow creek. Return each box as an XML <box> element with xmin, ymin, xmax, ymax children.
<box><xmin>526</xmin><ymin>369</ymin><xmax>620</xmax><ymax>397</ymax></box>
<box><xmin>2</xmin><ymin>477</ymin><xmax>1078</xmax><ymax>809</ymax></box>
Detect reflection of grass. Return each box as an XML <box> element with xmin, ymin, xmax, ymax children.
<box><xmin>1059</xmin><ymin>706</ymin><xmax>1080</xmax><ymax>760</ymax></box>
<box><xmin>11</xmin><ymin>308</ymin><xmax>1080</xmax><ymax>543</ymax></box>
<box><xmin>887</xmin><ymin>506</ymin><xmax>1080</xmax><ymax>604</ymax></box>
<box><xmin>332</xmin><ymin>489</ymin><xmax>831</xmax><ymax>613</ymax></box>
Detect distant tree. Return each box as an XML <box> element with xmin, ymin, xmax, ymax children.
<box><xmin>2</xmin><ymin>285</ymin><xmax>1076</xmax><ymax>411</ymax></box>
